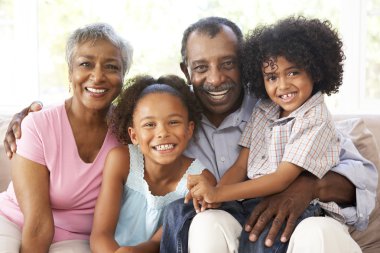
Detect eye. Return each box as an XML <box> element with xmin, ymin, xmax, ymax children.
<box><xmin>221</xmin><ymin>60</ymin><xmax>236</xmax><ymax>70</ymax></box>
<box><xmin>288</xmin><ymin>71</ymin><xmax>299</xmax><ymax>77</ymax></box>
<box><xmin>193</xmin><ymin>65</ymin><xmax>208</xmax><ymax>73</ymax></box>
<box><xmin>143</xmin><ymin>122</ymin><xmax>155</xmax><ymax>128</ymax></box>
<box><xmin>169</xmin><ymin>120</ymin><xmax>181</xmax><ymax>126</ymax></box>
<box><xmin>79</xmin><ymin>62</ymin><xmax>91</xmax><ymax>68</ymax></box>
<box><xmin>265</xmin><ymin>74</ymin><xmax>277</xmax><ymax>82</ymax></box>
<box><xmin>106</xmin><ymin>64</ymin><xmax>120</xmax><ymax>71</ymax></box>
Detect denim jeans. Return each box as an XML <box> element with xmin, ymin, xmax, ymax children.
<box><xmin>160</xmin><ymin>198</ymin><xmax>322</xmax><ymax>253</ymax></box>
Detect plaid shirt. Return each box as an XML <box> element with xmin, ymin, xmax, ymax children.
<box><xmin>240</xmin><ymin>92</ymin><xmax>343</xmax><ymax>219</ymax></box>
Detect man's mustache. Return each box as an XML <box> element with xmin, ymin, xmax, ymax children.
<box><xmin>193</xmin><ymin>82</ymin><xmax>236</xmax><ymax>92</ymax></box>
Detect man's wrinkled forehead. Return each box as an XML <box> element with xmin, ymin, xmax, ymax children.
<box><xmin>186</xmin><ymin>27</ymin><xmax>239</xmax><ymax>62</ymax></box>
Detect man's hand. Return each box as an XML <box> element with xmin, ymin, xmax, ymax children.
<box><xmin>3</xmin><ymin>101</ymin><xmax>43</xmax><ymax>159</ymax></box>
<box><xmin>244</xmin><ymin>172</ymin><xmax>317</xmax><ymax>247</ymax></box>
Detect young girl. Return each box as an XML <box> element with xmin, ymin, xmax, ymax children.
<box><xmin>187</xmin><ymin>16</ymin><xmax>342</xmax><ymax>216</ymax></box>
<box><xmin>90</xmin><ymin>74</ymin><xmax>215</xmax><ymax>253</ymax></box>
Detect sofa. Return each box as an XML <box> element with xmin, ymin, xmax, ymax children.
<box><xmin>0</xmin><ymin>114</ymin><xmax>379</xmax><ymax>252</ymax></box>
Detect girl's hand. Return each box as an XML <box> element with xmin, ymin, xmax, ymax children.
<box><xmin>187</xmin><ymin>174</ymin><xmax>218</xmax><ymax>204</ymax></box>
<box><xmin>184</xmin><ymin>194</ymin><xmax>221</xmax><ymax>213</ymax></box>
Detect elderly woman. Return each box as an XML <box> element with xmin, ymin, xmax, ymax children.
<box><xmin>0</xmin><ymin>23</ymin><xmax>132</xmax><ymax>252</ymax></box>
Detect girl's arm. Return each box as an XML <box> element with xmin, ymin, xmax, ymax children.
<box><xmin>115</xmin><ymin>227</ymin><xmax>162</xmax><ymax>253</ymax></box>
<box><xmin>214</xmin><ymin>161</ymin><xmax>303</xmax><ymax>202</ymax></box>
<box><xmin>218</xmin><ymin>147</ymin><xmax>249</xmax><ymax>185</ymax></box>
<box><xmin>11</xmin><ymin>155</ymin><xmax>54</xmax><ymax>253</ymax></box>
<box><xmin>90</xmin><ymin>146</ymin><xmax>130</xmax><ymax>253</ymax></box>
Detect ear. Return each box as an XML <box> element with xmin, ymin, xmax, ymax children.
<box><xmin>180</xmin><ymin>62</ymin><xmax>191</xmax><ymax>85</ymax></box>
<box><xmin>187</xmin><ymin>121</ymin><xmax>195</xmax><ymax>140</ymax></box>
<box><xmin>128</xmin><ymin>127</ymin><xmax>139</xmax><ymax>145</ymax></box>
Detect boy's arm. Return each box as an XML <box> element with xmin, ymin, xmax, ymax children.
<box><xmin>3</xmin><ymin>101</ymin><xmax>43</xmax><ymax>159</ymax></box>
<box><xmin>90</xmin><ymin>146</ymin><xmax>130</xmax><ymax>253</ymax></box>
<box><xmin>186</xmin><ymin>148</ymin><xmax>249</xmax><ymax>205</ymax></box>
<box><xmin>214</xmin><ymin>162</ymin><xmax>303</xmax><ymax>202</ymax></box>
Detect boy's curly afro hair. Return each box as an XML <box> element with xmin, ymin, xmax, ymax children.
<box><xmin>242</xmin><ymin>16</ymin><xmax>345</xmax><ymax>99</ymax></box>
<box><xmin>108</xmin><ymin>74</ymin><xmax>202</xmax><ymax>145</ymax></box>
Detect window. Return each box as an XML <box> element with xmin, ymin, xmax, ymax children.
<box><xmin>0</xmin><ymin>0</ymin><xmax>378</xmax><ymax>114</ymax></box>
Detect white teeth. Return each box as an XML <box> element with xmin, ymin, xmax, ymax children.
<box><xmin>87</xmin><ymin>87</ymin><xmax>106</xmax><ymax>93</ymax></box>
<box><xmin>207</xmin><ymin>90</ymin><xmax>229</xmax><ymax>100</ymax></box>
<box><xmin>280</xmin><ymin>93</ymin><xmax>295</xmax><ymax>99</ymax></box>
<box><xmin>155</xmin><ymin>144</ymin><xmax>174</xmax><ymax>151</ymax></box>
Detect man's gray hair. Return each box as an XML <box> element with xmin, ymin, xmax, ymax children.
<box><xmin>65</xmin><ymin>23</ymin><xmax>133</xmax><ymax>77</ymax></box>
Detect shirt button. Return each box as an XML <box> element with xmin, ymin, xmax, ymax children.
<box><xmin>221</xmin><ymin>157</ymin><xmax>226</xmax><ymax>162</ymax></box>
<box><xmin>359</xmin><ymin>213</ymin><xmax>364</xmax><ymax>218</ymax></box>
<box><xmin>261</xmin><ymin>155</ymin><xmax>266</xmax><ymax>159</ymax></box>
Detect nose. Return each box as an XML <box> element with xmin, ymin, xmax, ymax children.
<box><xmin>157</xmin><ymin>124</ymin><xmax>169</xmax><ymax>139</ymax></box>
<box><xmin>206</xmin><ymin>66</ymin><xmax>226</xmax><ymax>87</ymax></box>
<box><xmin>90</xmin><ymin>65</ymin><xmax>106</xmax><ymax>84</ymax></box>
<box><xmin>278</xmin><ymin>77</ymin><xmax>290</xmax><ymax>90</ymax></box>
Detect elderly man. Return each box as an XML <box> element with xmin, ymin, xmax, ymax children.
<box><xmin>160</xmin><ymin>16</ymin><xmax>376</xmax><ymax>253</ymax></box>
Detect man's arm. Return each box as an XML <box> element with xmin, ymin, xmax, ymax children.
<box><xmin>245</xmin><ymin>131</ymin><xmax>378</xmax><ymax>247</ymax></box>
<box><xmin>329</xmin><ymin>132</ymin><xmax>378</xmax><ymax>230</ymax></box>
<box><xmin>3</xmin><ymin>101</ymin><xmax>43</xmax><ymax>159</ymax></box>
<box><xmin>244</xmin><ymin>170</ymin><xmax>355</xmax><ymax>247</ymax></box>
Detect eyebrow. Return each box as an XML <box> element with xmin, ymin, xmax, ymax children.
<box><xmin>262</xmin><ymin>64</ymin><xmax>301</xmax><ymax>74</ymax></box>
<box><xmin>77</xmin><ymin>55</ymin><xmax>121</xmax><ymax>62</ymax></box>
<box><xmin>139</xmin><ymin>113</ymin><xmax>186</xmax><ymax>121</ymax></box>
<box><xmin>190</xmin><ymin>55</ymin><xmax>237</xmax><ymax>66</ymax></box>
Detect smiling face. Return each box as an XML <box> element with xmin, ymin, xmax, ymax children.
<box><xmin>128</xmin><ymin>92</ymin><xmax>194</xmax><ymax>166</ymax></box>
<box><xmin>181</xmin><ymin>25</ymin><xmax>243</xmax><ymax>127</ymax></box>
<box><xmin>69</xmin><ymin>39</ymin><xmax>123</xmax><ymax>112</ymax></box>
<box><xmin>262</xmin><ymin>56</ymin><xmax>314</xmax><ymax>117</ymax></box>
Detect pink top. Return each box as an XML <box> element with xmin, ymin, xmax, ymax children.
<box><xmin>0</xmin><ymin>103</ymin><xmax>120</xmax><ymax>242</ymax></box>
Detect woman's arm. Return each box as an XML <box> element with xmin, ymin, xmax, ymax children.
<box><xmin>90</xmin><ymin>146</ymin><xmax>130</xmax><ymax>253</ymax></box>
<box><xmin>11</xmin><ymin>154</ymin><xmax>54</xmax><ymax>253</ymax></box>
